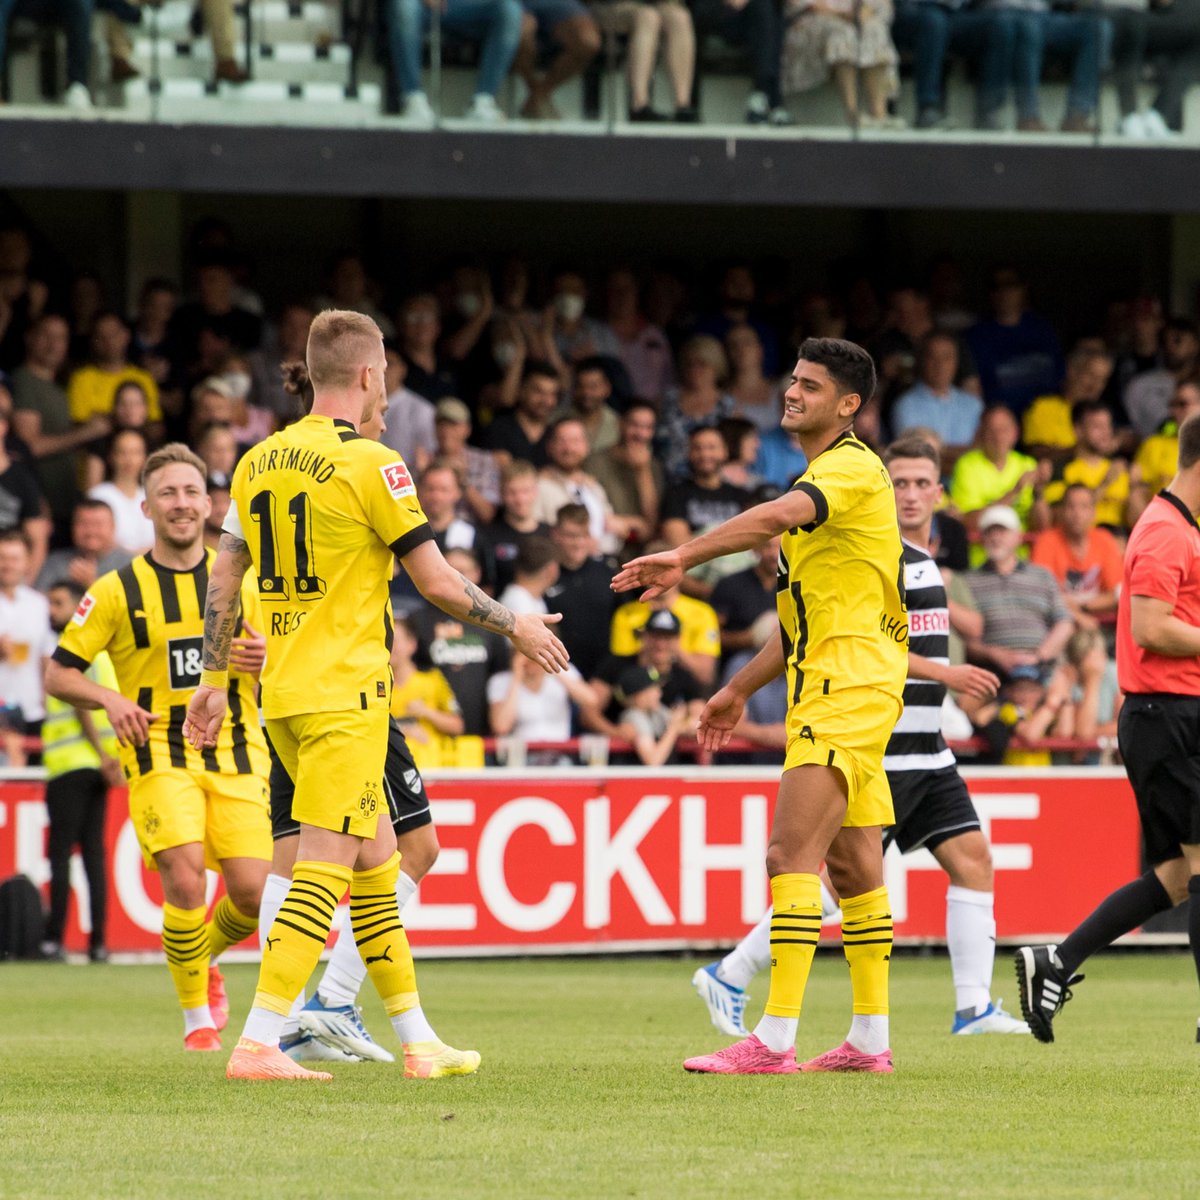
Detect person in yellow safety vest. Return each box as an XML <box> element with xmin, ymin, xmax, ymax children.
<box><xmin>40</xmin><ymin>580</ymin><xmax>123</xmax><ymax>962</ymax></box>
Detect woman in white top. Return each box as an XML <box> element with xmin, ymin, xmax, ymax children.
<box><xmin>87</xmin><ymin>428</ymin><xmax>154</xmax><ymax>555</ymax></box>
<box><xmin>487</xmin><ymin>653</ymin><xmax>601</xmax><ymax>755</ymax></box>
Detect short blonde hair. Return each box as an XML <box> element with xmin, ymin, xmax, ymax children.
<box><xmin>306</xmin><ymin>308</ymin><xmax>383</xmax><ymax>390</ymax></box>
<box><xmin>142</xmin><ymin>442</ymin><xmax>207</xmax><ymax>488</ymax></box>
<box><xmin>679</xmin><ymin>334</ymin><xmax>729</xmax><ymax>382</ymax></box>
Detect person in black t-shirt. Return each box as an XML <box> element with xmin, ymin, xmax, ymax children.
<box><xmin>483</xmin><ymin>362</ymin><xmax>559</xmax><ymax>469</ymax></box>
<box><xmin>410</xmin><ymin>546</ymin><xmax>511</xmax><ymax>736</ymax></box>
<box><xmin>709</xmin><ymin>535</ymin><xmax>779</xmax><ymax>664</ymax></box>
<box><xmin>544</xmin><ymin>502</ymin><xmax>616</xmax><ymax>680</ymax></box>
<box><xmin>661</xmin><ymin>425</ymin><xmax>751</xmax><ymax>599</ymax></box>
<box><xmin>486</xmin><ymin>460</ymin><xmax>551</xmax><ymax>595</ymax></box>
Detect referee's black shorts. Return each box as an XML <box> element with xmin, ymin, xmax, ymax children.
<box><xmin>1118</xmin><ymin>693</ymin><xmax>1200</xmax><ymax>865</ymax></box>
<box><xmin>884</xmin><ymin>765</ymin><xmax>981</xmax><ymax>856</ymax></box>
<box><xmin>266</xmin><ymin>717</ymin><xmax>432</xmax><ymax>841</ymax></box>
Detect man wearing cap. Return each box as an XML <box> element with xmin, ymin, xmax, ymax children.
<box><xmin>592</xmin><ymin>607</ymin><xmax>706</xmax><ymax>728</ymax></box>
<box><xmin>609</xmin><ymin>580</ymin><xmax>720</xmax><ymax>689</ymax></box>
<box><xmin>431</xmin><ymin>397</ymin><xmax>501</xmax><ymax>525</ymax></box>
<box><xmin>964</xmin><ymin>504</ymin><xmax>1073</xmax><ymax>684</ymax></box>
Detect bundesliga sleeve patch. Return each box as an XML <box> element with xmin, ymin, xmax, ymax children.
<box><xmin>381</xmin><ymin>460</ymin><xmax>416</xmax><ymax>500</ymax></box>
<box><xmin>71</xmin><ymin>595</ymin><xmax>95</xmax><ymax>626</ymax></box>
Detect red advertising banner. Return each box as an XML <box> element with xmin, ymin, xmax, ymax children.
<box><xmin>0</xmin><ymin>768</ymin><xmax>1142</xmax><ymax>955</ymax></box>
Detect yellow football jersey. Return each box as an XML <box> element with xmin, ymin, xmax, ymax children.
<box><xmin>52</xmin><ymin>549</ymin><xmax>267</xmax><ymax>779</ymax></box>
<box><xmin>226</xmin><ymin>415</ymin><xmax>432</xmax><ymax>719</ymax></box>
<box><xmin>779</xmin><ymin>431</ymin><xmax>908</xmax><ymax>707</ymax></box>
<box><xmin>609</xmin><ymin>595</ymin><xmax>721</xmax><ymax>659</ymax></box>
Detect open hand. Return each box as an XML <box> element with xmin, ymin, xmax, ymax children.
<box><xmin>611</xmin><ymin>549</ymin><xmax>684</xmax><ymax>601</ymax></box>
<box><xmin>511</xmin><ymin>612</ymin><xmax>571</xmax><ymax>673</ymax></box>
<box><xmin>696</xmin><ymin>685</ymin><xmax>747</xmax><ymax>752</ymax></box>
<box><xmin>183</xmin><ymin>685</ymin><xmax>227</xmax><ymax>750</ymax></box>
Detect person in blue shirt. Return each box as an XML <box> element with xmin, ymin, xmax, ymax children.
<box><xmin>892</xmin><ymin>332</ymin><xmax>984</xmax><ymax>452</ymax></box>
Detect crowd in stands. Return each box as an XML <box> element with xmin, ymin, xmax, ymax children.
<box><xmin>4</xmin><ymin>0</ymin><xmax>1200</xmax><ymax>133</ymax></box>
<box><xmin>0</xmin><ymin>216</ymin><xmax>1190</xmax><ymax>770</ymax></box>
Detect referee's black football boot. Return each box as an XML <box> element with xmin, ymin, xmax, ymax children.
<box><xmin>1014</xmin><ymin>945</ymin><xmax>1084</xmax><ymax>1044</ymax></box>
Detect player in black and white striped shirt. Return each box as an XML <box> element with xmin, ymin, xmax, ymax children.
<box><xmin>692</xmin><ymin>436</ymin><xmax>1031</xmax><ymax>1038</ymax></box>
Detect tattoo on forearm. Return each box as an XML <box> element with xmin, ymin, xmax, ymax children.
<box><xmin>203</xmin><ymin>536</ymin><xmax>252</xmax><ymax>671</ymax></box>
<box><xmin>458</xmin><ymin>574</ymin><xmax>516</xmax><ymax>635</ymax></box>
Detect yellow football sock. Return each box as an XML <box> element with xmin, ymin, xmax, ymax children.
<box><xmin>762</xmin><ymin>872</ymin><xmax>822</xmax><ymax>1019</ymax></box>
<box><xmin>841</xmin><ymin>886</ymin><xmax>893</xmax><ymax>1015</ymax></box>
<box><xmin>350</xmin><ymin>852</ymin><xmax>419</xmax><ymax>1018</ymax></box>
<box><xmin>253</xmin><ymin>860</ymin><xmax>350</xmax><ymax>1017</ymax></box>
<box><xmin>161</xmin><ymin>902</ymin><xmax>209</xmax><ymax>1011</ymax></box>
<box><xmin>206</xmin><ymin>893</ymin><xmax>258</xmax><ymax>960</ymax></box>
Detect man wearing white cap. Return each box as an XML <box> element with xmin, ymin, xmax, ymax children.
<box><xmin>964</xmin><ymin>504</ymin><xmax>1074</xmax><ymax>682</ymax></box>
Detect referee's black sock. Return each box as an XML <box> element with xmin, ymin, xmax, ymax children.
<box><xmin>1056</xmin><ymin>871</ymin><xmax>1174</xmax><ymax>977</ymax></box>
<box><xmin>1188</xmin><ymin>877</ymin><xmax>1200</xmax><ymax>990</ymax></box>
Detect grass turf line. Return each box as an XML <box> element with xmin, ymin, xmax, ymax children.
<box><xmin>1</xmin><ymin>954</ymin><xmax>1198</xmax><ymax>1199</ymax></box>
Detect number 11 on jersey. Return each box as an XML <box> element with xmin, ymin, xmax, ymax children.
<box><xmin>248</xmin><ymin>489</ymin><xmax>327</xmax><ymax>601</ymax></box>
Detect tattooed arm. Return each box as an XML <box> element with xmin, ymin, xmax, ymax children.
<box><xmin>401</xmin><ymin>539</ymin><xmax>570</xmax><ymax>672</ymax></box>
<box><xmin>184</xmin><ymin>533</ymin><xmax>253</xmax><ymax>749</ymax></box>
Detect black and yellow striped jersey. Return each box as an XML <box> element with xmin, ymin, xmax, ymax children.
<box><xmin>779</xmin><ymin>430</ymin><xmax>909</xmax><ymax>706</ymax></box>
<box><xmin>52</xmin><ymin>548</ymin><xmax>268</xmax><ymax>780</ymax></box>
<box><xmin>224</xmin><ymin>415</ymin><xmax>433</xmax><ymax>719</ymax></box>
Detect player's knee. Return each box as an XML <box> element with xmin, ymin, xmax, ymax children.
<box><xmin>402</xmin><ymin>840</ymin><xmax>439</xmax><ymax>881</ymax></box>
<box><xmin>225</xmin><ymin>879</ymin><xmax>264</xmax><ymax>917</ymax></box>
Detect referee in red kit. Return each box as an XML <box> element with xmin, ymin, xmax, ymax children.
<box><xmin>1015</xmin><ymin>412</ymin><xmax>1200</xmax><ymax>1044</ymax></box>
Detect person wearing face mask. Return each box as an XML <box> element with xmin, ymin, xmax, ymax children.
<box><xmin>549</xmin><ymin>271</ymin><xmax>621</xmax><ymax>365</ymax></box>
<box><xmin>397</xmin><ymin>292</ymin><xmax>461</xmax><ymax>403</ymax></box>
<box><xmin>218</xmin><ymin>355</ymin><xmax>276</xmax><ymax>448</ymax></box>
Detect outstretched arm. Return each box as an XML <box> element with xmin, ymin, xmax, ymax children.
<box><xmin>402</xmin><ymin>539</ymin><xmax>570</xmax><ymax>673</ymax></box>
<box><xmin>612</xmin><ymin>490</ymin><xmax>817</xmax><ymax>600</ymax></box>
<box><xmin>184</xmin><ymin>534</ymin><xmax>253</xmax><ymax>748</ymax></box>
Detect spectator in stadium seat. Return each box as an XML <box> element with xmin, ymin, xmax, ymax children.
<box><xmin>965</xmin><ymin>504</ymin><xmax>1074</xmax><ymax>679</ymax></box>
<box><xmin>486</xmin><ymin>460</ymin><xmax>551</xmax><ymax>595</ymax></box>
<box><xmin>514</xmin><ymin>0</ymin><xmax>601</xmax><ymax>118</ymax></box>
<box><xmin>86</xmin><ymin>428</ymin><xmax>153</xmax><ymax>557</ymax></box>
<box><xmin>170</xmin><ymin>251</ymin><xmax>262</xmax><ymax>368</ymax></box>
<box><xmin>252</xmin><ymin>302</ymin><xmax>314</xmax><ymax>424</ymax></box>
<box><xmin>709</xmin><ymin>534</ymin><xmax>779</xmax><ymax>663</ymax></box>
<box><xmin>563</xmin><ymin>357</ymin><xmax>621</xmax><ymax>454</ymax></box>
<box><xmin>66</xmin><ymin>312</ymin><xmax>161</xmax><ymax>426</ymax></box>
<box><xmin>0</xmin><ymin>406</ymin><xmax>49</xmax><ymax>582</ymax></box>
<box><xmin>411</xmin><ymin>547</ymin><xmax>511</xmax><ymax>736</ymax></box>
<box><xmin>781</xmin><ymin>0</ymin><xmax>900</xmax><ymax>127</ymax></box>
<box><xmin>1123</xmin><ymin>316</ymin><xmax>1200</xmax><ymax>439</ymax></box>
<box><xmin>129</xmin><ymin>279</ymin><xmax>182</xmax><ymax>409</ymax></box>
<box><xmin>590</xmin><ymin>0</ymin><xmax>697</xmax><ymax>122</ymax></box>
<box><xmin>416</xmin><ymin>461</ymin><xmax>494</xmax><ymax>573</ymax></box>
<box><xmin>966</xmin><ymin>267</ymin><xmax>1064</xmax><ymax>413</ymax></box>
<box><xmin>389</xmin><ymin>615</ymin><xmax>464</xmax><ymax>770</ymax></box>
<box><xmin>694</xmin><ymin>264</ymin><xmax>780</xmax><ymax>376</ymax></box>
<box><xmin>484</xmin><ymin>360</ymin><xmax>560</xmax><ymax>468</ymax></box>
<box><xmin>545</xmin><ymin>502</ymin><xmax>617</xmax><ymax>679</ymax></box>
<box><xmin>380</xmin><ymin>342</ymin><xmax>437</xmax><ymax>470</ymax></box>
<box><xmin>396</xmin><ymin>293</ymin><xmax>460</xmax><ymax>403</ymax></box>
<box><xmin>718</xmin><ymin>416</ymin><xmax>764</xmax><ymax>490</ymax></box>
<box><xmin>890</xmin><ymin>331</ymin><xmax>984</xmax><ymax>458</ymax></box>
<box><xmin>609</xmin><ymin>577</ymin><xmax>720</xmax><ymax>686</ymax></box>
<box><xmin>1022</xmin><ymin>342</ymin><xmax>1115</xmax><ymax>459</ymax></box>
<box><xmin>949</xmin><ymin>404</ymin><xmax>1048</xmax><ymax>531</ymax></box>
<box><xmin>658</xmin><ymin>335</ymin><xmax>736</xmax><ymax>478</ymax></box>
<box><xmin>691</xmin><ymin>0</ymin><xmax>790</xmax><ymax>125</ymax></box>
<box><xmin>498</xmin><ymin>533</ymin><xmax>559</xmax><ymax>615</ymax></box>
<box><xmin>432</xmin><ymin>398</ymin><xmax>501</xmax><ymax>525</ymax></box>
<box><xmin>203</xmin><ymin>479</ymin><xmax>231</xmax><ymax>550</ymax></box>
<box><xmin>585</xmin><ymin>401</ymin><xmax>663</xmax><ymax>543</ymax></box>
<box><xmin>0</xmin><ymin>531</ymin><xmax>53</xmax><ymax>765</ymax></box>
<box><xmin>1042</xmin><ymin>401</ymin><xmax>1130</xmax><ymax>529</ymax></box>
<box><xmin>1105</xmin><ymin>0</ymin><xmax>1200</xmax><ymax>135</ymax></box>
<box><xmin>592</xmin><ymin>606</ymin><xmax>706</xmax><ymax>725</ymax></box>
<box><xmin>0</xmin><ymin>0</ymin><xmax>96</xmax><ymax>109</ymax></box>
<box><xmin>661</xmin><ymin>425</ymin><xmax>750</xmax><ymax>598</ymax></box>
<box><xmin>602</xmin><ymin>267</ymin><xmax>675</xmax><ymax>405</ymax></box>
<box><xmin>314</xmin><ymin>252</ymin><xmax>395</xmax><ymax>339</ymax></box>
<box><xmin>487</xmin><ymin>648</ymin><xmax>596</xmax><ymax>752</ymax></box>
<box><xmin>386</xmin><ymin>0</ymin><xmax>525</xmax><ymax>122</ymax></box>
<box><xmin>1031</xmin><ymin>483</ymin><xmax>1122</xmax><ymax>629</ymax></box>
<box><xmin>10</xmin><ymin>314</ymin><xmax>108</xmax><ymax>532</ymax></box>
<box><xmin>891</xmin><ymin>0</ymin><xmax>1018</xmax><ymax>129</ymax></box>
<box><xmin>547</xmin><ymin>271</ymin><xmax>621</xmax><ymax>364</ymax></box>
<box><xmin>36</xmin><ymin>498</ymin><xmax>128</xmax><ymax>592</ymax></box>
<box><xmin>535</xmin><ymin>416</ymin><xmax>628</xmax><ymax>551</ymax></box>
<box><xmin>615</xmin><ymin>664</ymin><xmax>691</xmax><ymax>765</ymax></box>
<box><xmin>725</xmin><ymin>324</ymin><xmax>780</xmax><ymax>434</ymax></box>
<box><xmin>991</xmin><ymin>0</ymin><xmax>1111</xmax><ymax>133</ymax></box>
<box><xmin>1129</xmin><ymin>378</ymin><xmax>1200</xmax><ymax>524</ymax></box>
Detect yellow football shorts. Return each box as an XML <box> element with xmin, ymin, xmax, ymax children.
<box><xmin>783</xmin><ymin>684</ymin><xmax>903</xmax><ymax>827</ymax></box>
<box><xmin>128</xmin><ymin>768</ymin><xmax>272</xmax><ymax>870</ymax></box>
<box><xmin>265</xmin><ymin>706</ymin><xmax>390</xmax><ymax>838</ymax></box>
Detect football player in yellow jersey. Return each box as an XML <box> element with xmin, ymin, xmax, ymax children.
<box><xmin>614</xmin><ymin>337</ymin><xmax>908</xmax><ymax>1075</ymax></box>
<box><xmin>46</xmin><ymin>444</ymin><xmax>272</xmax><ymax>1052</ymax></box>
<box><xmin>185</xmin><ymin>309</ymin><xmax>569</xmax><ymax>1082</ymax></box>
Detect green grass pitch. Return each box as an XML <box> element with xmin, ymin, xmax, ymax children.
<box><xmin>2</xmin><ymin>952</ymin><xmax>1198</xmax><ymax>1199</ymax></box>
